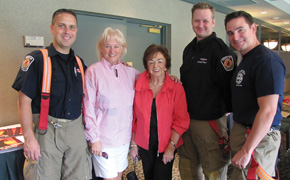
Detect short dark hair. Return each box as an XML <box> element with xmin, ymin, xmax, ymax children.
<box><xmin>224</xmin><ymin>11</ymin><xmax>254</xmax><ymax>27</ymax></box>
<box><xmin>143</xmin><ymin>44</ymin><xmax>171</xmax><ymax>70</ymax></box>
<box><xmin>191</xmin><ymin>2</ymin><xmax>215</xmax><ymax>19</ymax></box>
<box><xmin>51</xmin><ymin>9</ymin><xmax>77</xmax><ymax>25</ymax></box>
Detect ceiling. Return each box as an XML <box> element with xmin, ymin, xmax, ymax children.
<box><xmin>181</xmin><ymin>0</ymin><xmax>290</xmax><ymax>35</ymax></box>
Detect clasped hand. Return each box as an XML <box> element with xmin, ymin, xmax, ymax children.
<box><xmin>162</xmin><ymin>144</ymin><xmax>175</xmax><ymax>164</ymax></box>
<box><xmin>90</xmin><ymin>141</ymin><xmax>103</xmax><ymax>156</ymax></box>
<box><xmin>231</xmin><ymin>149</ymin><xmax>251</xmax><ymax>169</ymax></box>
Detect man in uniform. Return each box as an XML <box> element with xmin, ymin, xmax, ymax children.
<box><xmin>12</xmin><ymin>9</ymin><xmax>91</xmax><ymax>180</ymax></box>
<box><xmin>225</xmin><ymin>11</ymin><xmax>285</xmax><ymax>179</ymax></box>
<box><xmin>179</xmin><ymin>2</ymin><xmax>236</xmax><ymax>179</ymax></box>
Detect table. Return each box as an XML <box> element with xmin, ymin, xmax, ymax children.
<box><xmin>0</xmin><ymin>124</ymin><xmax>25</xmax><ymax>180</ymax></box>
<box><xmin>0</xmin><ymin>149</ymin><xmax>25</xmax><ymax>180</ymax></box>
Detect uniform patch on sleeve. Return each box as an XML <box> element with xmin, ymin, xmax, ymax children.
<box><xmin>21</xmin><ymin>55</ymin><xmax>34</xmax><ymax>71</ymax></box>
<box><xmin>220</xmin><ymin>55</ymin><xmax>234</xmax><ymax>71</ymax></box>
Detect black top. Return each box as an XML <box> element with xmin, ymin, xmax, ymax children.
<box><xmin>180</xmin><ymin>32</ymin><xmax>236</xmax><ymax>120</ymax></box>
<box><xmin>231</xmin><ymin>44</ymin><xmax>285</xmax><ymax>127</ymax></box>
<box><xmin>12</xmin><ymin>43</ymin><xmax>87</xmax><ymax>120</ymax></box>
<box><xmin>149</xmin><ymin>98</ymin><xmax>158</xmax><ymax>150</ymax></box>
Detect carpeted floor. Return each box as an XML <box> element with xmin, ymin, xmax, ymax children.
<box><xmin>278</xmin><ymin>132</ymin><xmax>290</xmax><ymax>179</ymax></box>
<box><xmin>123</xmin><ymin>153</ymin><xmax>181</xmax><ymax>180</ymax></box>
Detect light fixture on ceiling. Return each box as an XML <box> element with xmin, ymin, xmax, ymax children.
<box><xmin>281</xmin><ymin>44</ymin><xmax>290</xmax><ymax>52</ymax></box>
<box><xmin>263</xmin><ymin>40</ymin><xmax>278</xmax><ymax>49</ymax></box>
<box><xmin>261</xmin><ymin>11</ymin><xmax>267</xmax><ymax>14</ymax></box>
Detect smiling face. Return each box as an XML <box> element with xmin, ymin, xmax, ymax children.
<box><xmin>50</xmin><ymin>12</ymin><xmax>77</xmax><ymax>54</ymax></box>
<box><xmin>100</xmin><ymin>39</ymin><xmax>123</xmax><ymax>65</ymax></box>
<box><xmin>147</xmin><ymin>52</ymin><xmax>166</xmax><ymax>78</ymax></box>
<box><xmin>192</xmin><ymin>9</ymin><xmax>215</xmax><ymax>41</ymax></box>
<box><xmin>226</xmin><ymin>17</ymin><xmax>258</xmax><ymax>55</ymax></box>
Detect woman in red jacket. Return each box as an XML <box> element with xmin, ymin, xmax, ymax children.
<box><xmin>130</xmin><ymin>44</ymin><xmax>190</xmax><ymax>180</ymax></box>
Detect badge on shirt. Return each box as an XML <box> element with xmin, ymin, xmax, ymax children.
<box><xmin>220</xmin><ymin>55</ymin><xmax>234</xmax><ymax>71</ymax></box>
<box><xmin>197</xmin><ymin>58</ymin><xmax>207</xmax><ymax>64</ymax></box>
<box><xmin>236</xmin><ymin>70</ymin><xmax>245</xmax><ymax>87</ymax></box>
<box><xmin>21</xmin><ymin>55</ymin><xmax>34</xmax><ymax>72</ymax></box>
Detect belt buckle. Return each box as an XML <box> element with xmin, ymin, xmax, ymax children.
<box><xmin>49</xmin><ymin>120</ymin><xmax>62</xmax><ymax>128</ymax></box>
<box><xmin>53</xmin><ymin>123</ymin><xmax>62</xmax><ymax>128</ymax></box>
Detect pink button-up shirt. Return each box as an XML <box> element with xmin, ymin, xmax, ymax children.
<box><xmin>84</xmin><ymin>58</ymin><xmax>140</xmax><ymax>148</ymax></box>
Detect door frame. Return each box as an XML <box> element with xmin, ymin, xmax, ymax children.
<box><xmin>74</xmin><ymin>10</ymin><xmax>170</xmax><ymax>51</ymax></box>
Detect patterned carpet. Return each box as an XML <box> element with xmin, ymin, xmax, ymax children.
<box><xmin>123</xmin><ymin>153</ymin><xmax>181</xmax><ymax>180</ymax></box>
<box><xmin>278</xmin><ymin>132</ymin><xmax>290</xmax><ymax>180</ymax></box>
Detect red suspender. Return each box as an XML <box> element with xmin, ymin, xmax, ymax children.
<box><xmin>208</xmin><ymin>120</ymin><xmax>230</xmax><ymax>157</ymax></box>
<box><xmin>38</xmin><ymin>49</ymin><xmax>85</xmax><ymax>133</ymax></box>
<box><xmin>246</xmin><ymin>129</ymin><xmax>278</xmax><ymax>180</ymax></box>
<box><xmin>208</xmin><ymin>120</ymin><xmax>220</xmax><ymax>136</ymax></box>
<box><xmin>75</xmin><ymin>55</ymin><xmax>85</xmax><ymax>120</ymax></box>
<box><xmin>38</xmin><ymin>49</ymin><xmax>52</xmax><ymax>132</ymax></box>
<box><xmin>75</xmin><ymin>56</ymin><xmax>85</xmax><ymax>90</ymax></box>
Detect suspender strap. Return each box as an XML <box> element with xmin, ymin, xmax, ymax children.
<box><xmin>208</xmin><ymin>120</ymin><xmax>221</xmax><ymax>137</ymax></box>
<box><xmin>38</xmin><ymin>49</ymin><xmax>52</xmax><ymax>132</ymax></box>
<box><xmin>246</xmin><ymin>128</ymin><xmax>257</xmax><ymax>180</ymax></box>
<box><xmin>75</xmin><ymin>55</ymin><xmax>85</xmax><ymax>90</ymax></box>
<box><xmin>246</xmin><ymin>129</ymin><xmax>277</xmax><ymax>180</ymax></box>
<box><xmin>38</xmin><ymin>49</ymin><xmax>85</xmax><ymax>132</ymax></box>
<box><xmin>208</xmin><ymin>120</ymin><xmax>230</xmax><ymax>157</ymax></box>
<box><xmin>75</xmin><ymin>55</ymin><xmax>85</xmax><ymax>121</ymax></box>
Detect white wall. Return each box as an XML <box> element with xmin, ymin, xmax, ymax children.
<box><xmin>0</xmin><ymin>0</ymin><xmax>228</xmax><ymax>126</ymax></box>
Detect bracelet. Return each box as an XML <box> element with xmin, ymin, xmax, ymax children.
<box><xmin>130</xmin><ymin>144</ymin><xmax>137</xmax><ymax>148</ymax></box>
<box><xmin>170</xmin><ymin>140</ymin><xmax>176</xmax><ymax>148</ymax></box>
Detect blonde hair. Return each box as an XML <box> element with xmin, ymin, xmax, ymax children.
<box><xmin>96</xmin><ymin>27</ymin><xmax>127</xmax><ymax>60</ymax></box>
<box><xmin>192</xmin><ymin>2</ymin><xmax>215</xmax><ymax>19</ymax></box>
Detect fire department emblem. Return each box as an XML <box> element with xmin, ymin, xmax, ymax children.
<box><xmin>236</xmin><ymin>70</ymin><xmax>245</xmax><ymax>87</ymax></box>
<box><xmin>221</xmin><ymin>55</ymin><xmax>234</xmax><ymax>71</ymax></box>
<box><xmin>21</xmin><ymin>55</ymin><xmax>34</xmax><ymax>71</ymax></box>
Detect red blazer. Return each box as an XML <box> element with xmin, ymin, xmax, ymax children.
<box><xmin>132</xmin><ymin>71</ymin><xmax>190</xmax><ymax>152</ymax></box>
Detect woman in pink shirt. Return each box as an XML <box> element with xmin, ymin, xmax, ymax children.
<box><xmin>83</xmin><ymin>27</ymin><xmax>139</xmax><ymax>180</ymax></box>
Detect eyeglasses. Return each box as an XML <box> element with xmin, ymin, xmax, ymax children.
<box><xmin>102</xmin><ymin>152</ymin><xmax>108</xmax><ymax>159</ymax></box>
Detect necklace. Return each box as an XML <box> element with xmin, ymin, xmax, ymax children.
<box><xmin>149</xmin><ymin>78</ymin><xmax>165</xmax><ymax>87</ymax></box>
<box><xmin>149</xmin><ymin>74</ymin><xmax>165</xmax><ymax>87</ymax></box>
<box><xmin>150</xmin><ymin>81</ymin><xmax>164</xmax><ymax>87</ymax></box>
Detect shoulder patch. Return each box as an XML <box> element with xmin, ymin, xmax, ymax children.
<box><xmin>21</xmin><ymin>55</ymin><xmax>34</xmax><ymax>71</ymax></box>
<box><xmin>221</xmin><ymin>55</ymin><xmax>234</xmax><ymax>71</ymax></box>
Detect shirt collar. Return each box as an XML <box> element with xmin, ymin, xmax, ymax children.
<box><xmin>135</xmin><ymin>71</ymin><xmax>174</xmax><ymax>92</ymax></box>
<box><xmin>191</xmin><ymin>32</ymin><xmax>216</xmax><ymax>49</ymax></box>
<box><xmin>101</xmin><ymin>57</ymin><xmax>121</xmax><ymax>69</ymax></box>
<box><xmin>46</xmin><ymin>43</ymin><xmax>75</xmax><ymax>61</ymax></box>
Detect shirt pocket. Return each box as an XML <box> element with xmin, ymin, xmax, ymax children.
<box><xmin>50</xmin><ymin>68</ymin><xmax>66</xmax><ymax>98</ymax></box>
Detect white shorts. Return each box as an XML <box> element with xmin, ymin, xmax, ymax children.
<box><xmin>92</xmin><ymin>143</ymin><xmax>129</xmax><ymax>178</ymax></box>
